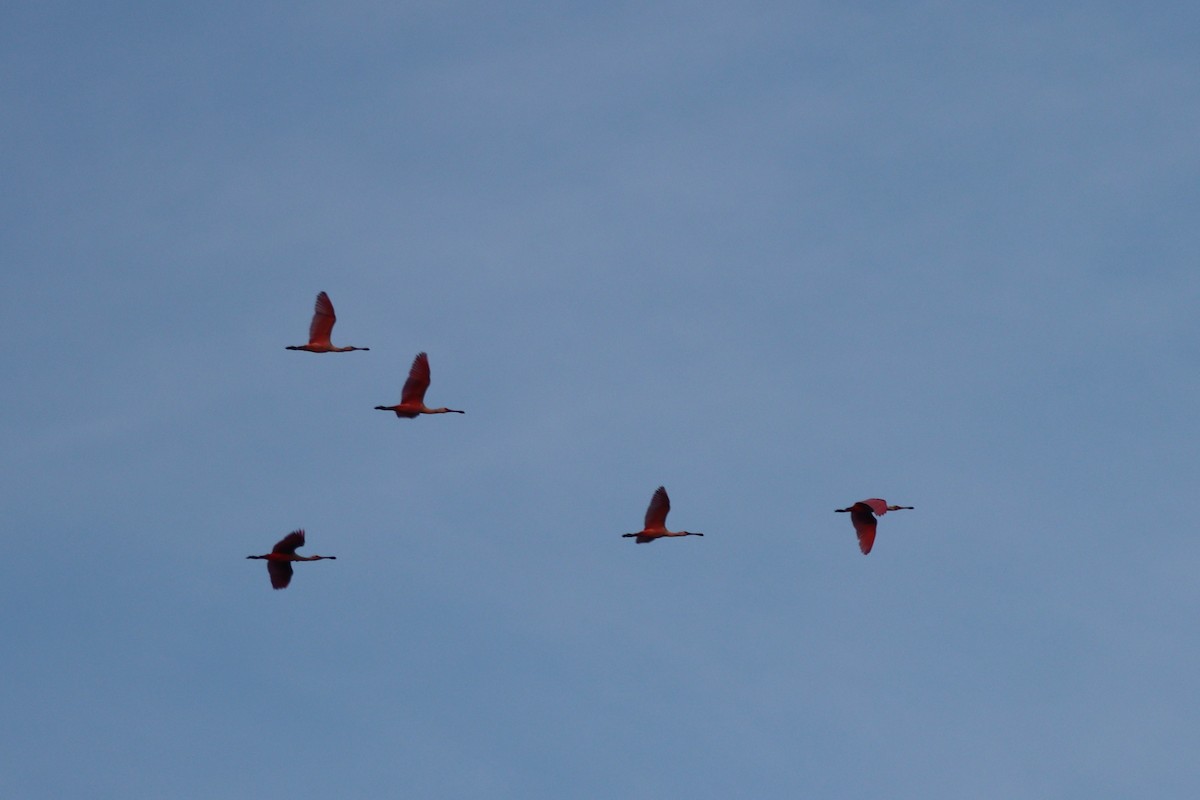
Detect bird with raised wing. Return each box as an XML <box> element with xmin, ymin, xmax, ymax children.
<box><xmin>622</xmin><ymin>486</ymin><xmax>704</xmax><ymax>544</ymax></box>
<box><xmin>286</xmin><ymin>292</ymin><xmax>369</xmax><ymax>352</ymax></box>
<box><xmin>247</xmin><ymin>529</ymin><xmax>337</xmax><ymax>589</ymax></box>
<box><xmin>835</xmin><ymin>499</ymin><xmax>913</xmax><ymax>555</ymax></box>
<box><xmin>374</xmin><ymin>352</ymin><xmax>464</xmax><ymax>418</ymax></box>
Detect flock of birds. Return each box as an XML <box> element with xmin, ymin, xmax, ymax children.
<box><xmin>248</xmin><ymin>291</ymin><xmax>915</xmax><ymax>589</ymax></box>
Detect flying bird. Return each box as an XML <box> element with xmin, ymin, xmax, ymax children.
<box><xmin>374</xmin><ymin>352</ymin><xmax>465</xmax><ymax>417</ymax></box>
<box><xmin>835</xmin><ymin>499</ymin><xmax>913</xmax><ymax>555</ymax></box>
<box><xmin>622</xmin><ymin>486</ymin><xmax>704</xmax><ymax>544</ymax></box>
<box><xmin>285</xmin><ymin>291</ymin><xmax>369</xmax><ymax>352</ymax></box>
<box><xmin>246</xmin><ymin>529</ymin><xmax>337</xmax><ymax>589</ymax></box>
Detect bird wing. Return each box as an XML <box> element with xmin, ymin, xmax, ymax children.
<box><xmin>308</xmin><ymin>292</ymin><xmax>336</xmax><ymax>345</ymax></box>
<box><xmin>644</xmin><ymin>486</ymin><xmax>670</xmax><ymax>530</ymax></box>
<box><xmin>400</xmin><ymin>352</ymin><xmax>431</xmax><ymax>404</ymax></box>
<box><xmin>272</xmin><ymin>529</ymin><xmax>306</xmax><ymax>554</ymax></box>
<box><xmin>851</xmin><ymin>507</ymin><xmax>878</xmax><ymax>554</ymax></box>
<box><xmin>860</xmin><ymin>498</ymin><xmax>889</xmax><ymax>516</ymax></box>
<box><xmin>268</xmin><ymin>560</ymin><xmax>294</xmax><ymax>589</ymax></box>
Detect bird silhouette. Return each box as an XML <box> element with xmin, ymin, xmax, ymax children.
<box><xmin>374</xmin><ymin>352</ymin><xmax>464</xmax><ymax>417</ymax></box>
<box><xmin>835</xmin><ymin>499</ymin><xmax>913</xmax><ymax>554</ymax></box>
<box><xmin>622</xmin><ymin>486</ymin><xmax>704</xmax><ymax>544</ymax></box>
<box><xmin>246</xmin><ymin>529</ymin><xmax>337</xmax><ymax>589</ymax></box>
<box><xmin>285</xmin><ymin>292</ymin><xmax>369</xmax><ymax>352</ymax></box>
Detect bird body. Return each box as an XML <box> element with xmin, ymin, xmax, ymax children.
<box><xmin>375</xmin><ymin>352</ymin><xmax>464</xmax><ymax>417</ymax></box>
<box><xmin>622</xmin><ymin>486</ymin><xmax>704</xmax><ymax>543</ymax></box>
<box><xmin>835</xmin><ymin>499</ymin><xmax>913</xmax><ymax>554</ymax></box>
<box><xmin>286</xmin><ymin>292</ymin><xmax>369</xmax><ymax>352</ymax></box>
<box><xmin>247</xmin><ymin>529</ymin><xmax>336</xmax><ymax>589</ymax></box>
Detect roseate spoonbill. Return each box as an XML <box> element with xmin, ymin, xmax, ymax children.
<box><xmin>285</xmin><ymin>292</ymin><xmax>369</xmax><ymax>352</ymax></box>
<box><xmin>374</xmin><ymin>352</ymin><xmax>464</xmax><ymax>417</ymax></box>
<box><xmin>246</xmin><ymin>529</ymin><xmax>337</xmax><ymax>589</ymax></box>
<box><xmin>835</xmin><ymin>499</ymin><xmax>913</xmax><ymax>555</ymax></box>
<box><xmin>622</xmin><ymin>486</ymin><xmax>704</xmax><ymax>544</ymax></box>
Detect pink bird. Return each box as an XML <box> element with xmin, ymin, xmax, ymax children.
<box><xmin>835</xmin><ymin>499</ymin><xmax>913</xmax><ymax>555</ymax></box>
<box><xmin>286</xmin><ymin>292</ymin><xmax>369</xmax><ymax>352</ymax></box>
<box><xmin>246</xmin><ymin>529</ymin><xmax>337</xmax><ymax>589</ymax></box>
<box><xmin>374</xmin><ymin>352</ymin><xmax>465</xmax><ymax>418</ymax></box>
<box><xmin>622</xmin><ymin>486</ymin><xmax>704</xmax><ymax>544</ymax></box>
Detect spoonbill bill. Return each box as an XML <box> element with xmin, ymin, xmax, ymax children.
<box><xmin>286</xmin><ymin>292</ymin><xmax>369</xmax><ymax>352</ymax></box>
<box><xmin>622</xmin><ymin>486</ymin><xmax>704</xmax><ymax>544</ymax></box>
<box><xmin>247</xmin><ymin>529</ymin><xmax>336</xmax><ymax>589</ymax></box>
<box><xmin>374</xmin><ymin>352</ymin><xmax>464</xmax><ymax>417</ymax></box>
<box><xmin>836</xmin><ymin>499</ymin><xmax>913</xmax><ymax>555</ymax></box>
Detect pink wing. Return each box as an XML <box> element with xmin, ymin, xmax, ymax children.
<box><xmin>860</xmin><ymin>498</ymin><xmax>889</xmax><ymax>516</ymax></box>
<box><xmin>644</xmin><ymin>486</ymin><xmax>670</xmax><ymax>530</ymax></box>
<box><xmin>272</xmin><ymin>529</ymin><xmax>306</xmax><ymax>554</ymax></box>
<box><xmin>401</xmin><ymin>352</ymin><xmax>431</xmax><ymax>404</ymax></box>
<box><xmin>268</xmin><ymin>560</ymin><xmax>293</xmax><ymax>589</ymax></box>
<box><xmin>850</xmin><ymin>507</ymin><xmax>878</xmax><ymax>555</ymax></box>
<box><xmin>308</xmin><ymin>292</ymin><xmax>336</xmax><ymax>346</ymax></box>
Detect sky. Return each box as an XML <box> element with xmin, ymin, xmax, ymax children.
<box><xmin>3</xmin><ymin>1</ymin><xmax>1200</xmax><ymax>797</ymax></box>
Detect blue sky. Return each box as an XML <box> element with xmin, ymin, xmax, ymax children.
<box><xmin>3</xmin><ymin>2</ymin><xmax>1199</xmax><ymax>797</ymax></box>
